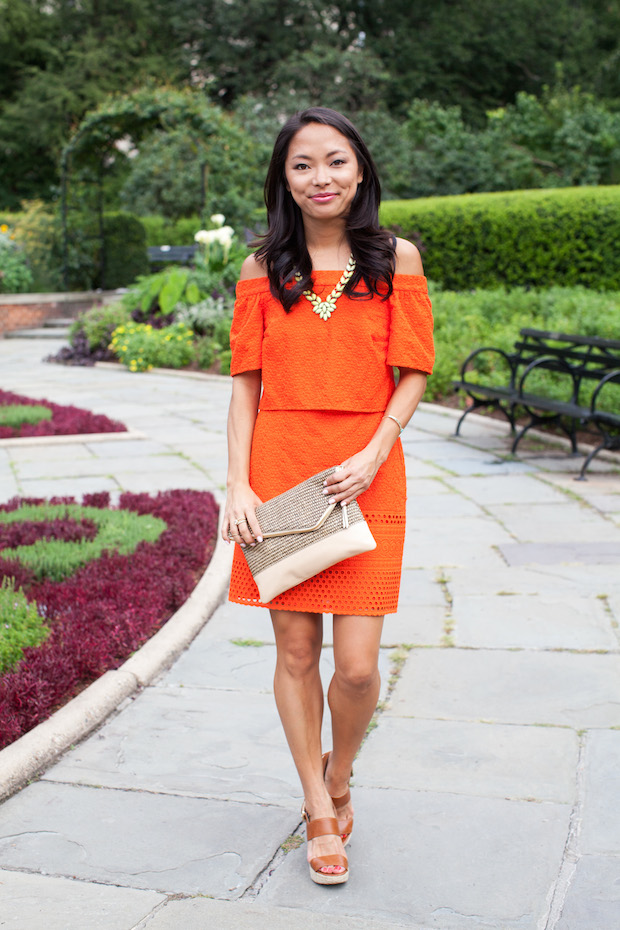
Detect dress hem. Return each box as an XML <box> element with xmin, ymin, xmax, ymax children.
<box><xmin>228</xmin><ymin>593</ymin><xmax>394</xmax><ymax>617</ymax></box>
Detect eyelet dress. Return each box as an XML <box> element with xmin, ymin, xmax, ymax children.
<box><xmin>228</xmin><ymin>271</ymin><xmax>434</xmax><ymax>616</ymax></box>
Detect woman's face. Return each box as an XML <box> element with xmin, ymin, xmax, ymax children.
<box><xmin>284</xmin><ymin>122</ymin><xmax>363</xmax><ymax>224</ymax></box>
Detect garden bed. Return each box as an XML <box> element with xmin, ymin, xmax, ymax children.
<box><xmin>0</xmin><ymin>389</ymin><xmax>126</xmax><ymax>439</ymax></box>
<box><xmin>0</xmin><ymin>489</ymin><xmax>219</xmax><ymax>748</ymax></box>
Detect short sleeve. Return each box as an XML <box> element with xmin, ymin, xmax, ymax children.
<box><xmin>387</xmin><ymin>276</ymin><xmax>435</xmax><ymax>374</ymax></box>
<box><xmin>229</xmin><ymin>279</ymin><xmax>265</xmax><ymax>376</ymax></box>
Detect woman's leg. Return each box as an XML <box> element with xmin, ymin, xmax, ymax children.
<box><xmin>325</xmin><ymin>614</ymin><xmax>384</xmax><ymax>835</ymax></box>
<box><xmin>270</xmin><ymin>608</ymin><xmax>346</xmax><ymax>874</ymax></box>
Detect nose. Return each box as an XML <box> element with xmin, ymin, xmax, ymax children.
<box><xmin>312</xmin><ymin>164</ymin><xmax>331</xmax><ymax>186</ymax></box>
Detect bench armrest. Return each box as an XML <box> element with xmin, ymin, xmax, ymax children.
<box><xmin>458</xmin><ymin>346</ymin><xmax>516</xmax><ymax>384</ymax></box>
<box><xmin>590</xmin><ymin>369</ymin><xmax>620</xmax><ymax>415</ymax></box>
<box><xmin>517</xmin><ymin>354</ymin><xmax>578</xmax><ymax>401</ymax></box>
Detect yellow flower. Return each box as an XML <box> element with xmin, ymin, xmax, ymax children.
<box><xmin>0</xmin><ymin>224</ymin><xmax>8</xmax><ymax>234</ymax></box>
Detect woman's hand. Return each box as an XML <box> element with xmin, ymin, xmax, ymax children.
<box><xmin>222</xmin><ymin>483</ymin><xmax>264</xmax><ymax>548</ymax></box>
<box><xmin>322</xmin><ymin>449</ymin><xmax>381</xmax><ymax>506</ymax></box>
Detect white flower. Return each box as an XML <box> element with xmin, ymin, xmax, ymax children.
<box><xmin>194</xmin><ymin>225</ymin><xmax>235</xmax><ymax>258</ymax></box>
<box><xmin>210</xmin><ymin>213</ymin><xmax>226</xmax><ymax>227</ymax></box>
<box><xmin>214</xmin><ymin>226</ymin><xmax>234</xmax><ymax>245</ymax></box>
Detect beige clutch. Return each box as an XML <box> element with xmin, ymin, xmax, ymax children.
<box><xmin>241</xmin><ymin>468</ymin><xmax>376</xmax><ymax>603</ymax></box>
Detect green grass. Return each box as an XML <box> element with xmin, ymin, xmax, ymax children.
<box><xmin>0</xmin><ymin>503</ymin><xmax>167</xmax><ymax>581</ymax></box>
<box><xmin>0</xmin><ymin>405</ymin><xmax>53</xmax><ymax>428</ymax></box>
<box><xmin>0</xmin><ymin>578</ymin><xmax>49</xmax><ymax>674</ymax></box>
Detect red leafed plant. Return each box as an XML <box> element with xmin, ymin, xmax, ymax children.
<box><xmin>0</xmin><ymin>489</ymin><xmax>219</xmax><ymax>748</ymax></box>
<box><xmin>0</xmin><ymin>389</ymin><xmax>126</xmax><ymax>438</ymax></box>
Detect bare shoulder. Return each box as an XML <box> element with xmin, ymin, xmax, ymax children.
<box><xmin>239</xmin><ymin>253</ymin><xmax>267</xmax><ymax>281</ymax></box>
<box><xmin>394</xmin><ymin>237</ymin><xmax>424</xmax><ymax>275</ymax></box>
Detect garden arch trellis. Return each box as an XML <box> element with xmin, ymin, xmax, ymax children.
<box><xmin>60</xmin><ymin>87</ymin><xmax>225</xmax><ymax>289</ymax></box>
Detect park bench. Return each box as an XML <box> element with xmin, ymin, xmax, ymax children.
<box><xmin>147</xmin><ymin>245</ymin><xmax>197</xmax><ymax>265</ymax></box>
<box><xmin>452</xmin><ymin>328</ymin><xmax>620</xmax><ymax>479</ymax></box>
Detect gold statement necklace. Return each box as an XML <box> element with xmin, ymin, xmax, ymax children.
<box><xmin>295</xmin><ymin>255</ymin><xmax>356</xmax><ymax>321</ymax></box>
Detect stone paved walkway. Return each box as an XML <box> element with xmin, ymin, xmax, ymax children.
<box><xmin>0</xmin><ymin>339</ymin><xmax>619</xmax><ymax>929</ymax></box>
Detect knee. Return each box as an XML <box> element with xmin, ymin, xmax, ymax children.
<box><xmin>335</xmin><ymin>659</ymin><xmax>379</xmax><ymax>695</ymax></box>
<box><xmin>278</xmin><ymin>639</ymin><xmax>321</xmax><ymax>680</ymax></box>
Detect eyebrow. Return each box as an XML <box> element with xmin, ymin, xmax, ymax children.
<box><xmin>290</xmin><ymin>149</ymin><xmax>348</xmax><ymax>159</ymax></box>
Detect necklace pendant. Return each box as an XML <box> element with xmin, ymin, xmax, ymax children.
<box><xmin>295</xmin><ymin>255</ymin><xmax>356</xmax><ymax>321</ymax></box>
<box><xmin>315</xmin><ymin>300</ymin><xmax>334</xmax><ymax>320</ymax></box>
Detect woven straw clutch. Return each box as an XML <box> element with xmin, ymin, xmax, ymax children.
<box><xmin>242</xmin><ymin>468</ymin><xmax>376</xmax><ymax>603</ymax></box>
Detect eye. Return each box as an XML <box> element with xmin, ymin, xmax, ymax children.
<box><xmin>331</xmin><ymin>159</ymin><xmax>346</xmax><ymax>166</ymax></box>
<box><xmin>292</xmin><ymin>162</ymin><xmax>309</xmax><ymax>170</ymax></box>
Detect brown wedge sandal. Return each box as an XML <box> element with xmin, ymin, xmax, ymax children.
<box><xmin>322</xmin><ymin>751</ymin><xmax>354</xmax><ymax>846</ymax></box>
<box><xmin>302</xmin><ymin>805</ymin><xmax>349</xmax><ymax>886</ymax></box>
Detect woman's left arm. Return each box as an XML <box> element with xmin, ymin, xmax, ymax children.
<box><xmin>324</xmin><ymin>237</ymin><xmax>430</xmax><ymax>505</ymax></box>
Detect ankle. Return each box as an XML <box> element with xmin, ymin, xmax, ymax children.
<box><xmin>324</xmin><ymin>756</ymin><xmax>352</xmax><ymax>797</ymax></box>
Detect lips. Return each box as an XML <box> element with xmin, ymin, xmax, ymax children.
<box><xmin>311</xmin><ymin>193</ymin><xmax>337</xmax><ymax>202</ymax></box>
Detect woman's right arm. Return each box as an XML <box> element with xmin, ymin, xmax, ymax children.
<box><xmin>221</xmin><ymin>369</ymin><xmax>264</xmax><ymax>547</ymax></box>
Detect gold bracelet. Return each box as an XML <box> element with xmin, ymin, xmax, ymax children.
<box><xmin>382</xmin><ymin>414</ymin><xmax>404</xmax><ymax>435</ymax></box>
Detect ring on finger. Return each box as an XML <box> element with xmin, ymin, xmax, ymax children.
<box><xmin>234</xmin><ymin>517</ymin><xmax>248</xmax><ymax>526</ymax></box>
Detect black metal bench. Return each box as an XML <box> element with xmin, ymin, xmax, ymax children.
<box><xmin>453</xmin><ymin>328</ymin><xmax>620</xmax><ymax>479</ymax></box>
<box><xmin>147</xmin><ymin>245</ymin><xmax>198</xmax><ymax>264</ymax></box>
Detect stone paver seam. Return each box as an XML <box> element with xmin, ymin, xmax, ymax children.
<box><xmin>7</xmin><ymin>459</ymin><xmax>22</xmax><ymax>495</ymax></box>
<box><xmin>534</xmin><ymin>472</ymin><xmax>620</xmax><ymax>523</ymax></box>
<box><xmin>435</xmin><ymin>567</ymin><xmax>455</xmax><ymax>646</ymax></box>
<box><xmin>131</xmin><ymin>897</ymin><xmax>179</xmax><ymax>930</ymax></box>
<box><xmin>241</xmin><ymin>830</ymin><xmax>303</xmax><ymax>902</ymax></box>
<box><xmin>600</xmin><ymin>594</ymin><xmax>620</xmax><ymax>649</ymax></box>
<box><xmin>539</xmin><ymin>730</ymin><xmax>588</xmax><ymax>930</ymax></box>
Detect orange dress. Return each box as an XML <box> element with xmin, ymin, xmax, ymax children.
<box><xmin>228</xmin><ymin>271</ymin><xmax>434</xmax><ymax>616</ymax></box>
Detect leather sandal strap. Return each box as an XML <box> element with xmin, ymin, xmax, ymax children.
<box><xmin>306</xmin><ymin>816</ymin><xmax>340</xmax><ymax>841</ymax></box>
<box><xmin>339</xmin><ymin>817</ymin><xmax>354</xmax><ymax>837</ymax></box>
<box><xmin>331</xmin><ymin>788</ymin><xmax>351</xmax><ymax>807</ymax></box>
<box><xmin>310</xmin><ymin>853</ymin><xmax>348</xmax><ymax>873</ymax></box>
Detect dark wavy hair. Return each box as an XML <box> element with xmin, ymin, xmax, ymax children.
<box><xmin>254</xmin><ymin>107</ymin><xmax>395</xmax><ymax>312</ymax></box>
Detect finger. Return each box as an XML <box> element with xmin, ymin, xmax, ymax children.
<box><xmin>323</xmin><ymin>464</ymin><xmax>348</xmax><ymax>489</ymax></box>
<box><xmin>233</xmin><ymin>516</ymin><xmax>255</xmax><ymax>546</ymax></box>
<box><xmin>227</xmin><ymin>528</ymin><xmax>246</xmax><ymax>548</ymax></box>
<box><xmin>246</xmin><ymin>512</ymin><xmax>263</xmax><ymax>544</ymax></box>
<box><xmin>222</xmin><ymin>515</ymin><xmax>233</xmax><ymax>543</ymax></box>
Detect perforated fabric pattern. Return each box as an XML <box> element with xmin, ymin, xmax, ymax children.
<box><xmin>228</xmin><ymin>409</ymin><xmax>408</xmax><ymax>615</ymax></box>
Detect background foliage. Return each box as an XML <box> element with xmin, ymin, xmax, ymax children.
<box><xmin>2</xmin><ymin>0</ymin><xmax>620</xmax><ymax>216</ymax></box>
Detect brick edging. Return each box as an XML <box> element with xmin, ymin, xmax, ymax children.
<box><xmin>0</xmin><ymin>290</ymin><xmax>120</xmax><ymax>337</ymax></box>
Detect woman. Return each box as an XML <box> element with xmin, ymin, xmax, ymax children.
<box><xmin>222</xmin><ymin>107</ymin><xmax>434</xmax><ymax>885</ymax></box>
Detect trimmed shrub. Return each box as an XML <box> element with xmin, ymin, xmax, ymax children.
<box><xmin>0</xmin><ymin>389</ymin><xmax>127</xmax><ymax>438</ymax></box>
<box><xmin>380</xmin><ymin>186</ymin><xmax>620</xmax><ymax>291</ymax></box>
<box><xmin>101</xmin><ymin>212</ymin><xmax>149</xmax><ymax>289</ymax></box>
<box><xmin>0</xmin><ymin>502</ymin><xmax>166</xmax><ymax>582</ymax></box>
<box><xmin>0</xmin><ymin>406</ymin><xmax>53</xmax><ymax>429</ymax></box>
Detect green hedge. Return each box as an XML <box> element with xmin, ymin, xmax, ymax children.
<box><xmin>380</xmin><ymin>186</ymin><xmax>620</xmax><ymax>291</ymax></box>
<box><xmin>429</xmin><ymin>284</ymin><xmax>620</xmax><ymax>400</ymax></box>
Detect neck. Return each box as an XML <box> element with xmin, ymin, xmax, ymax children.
<box><xmin>303</xmin><ymin>218</ymin><xmax>350</xmax><ymax>269</ymax></box>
